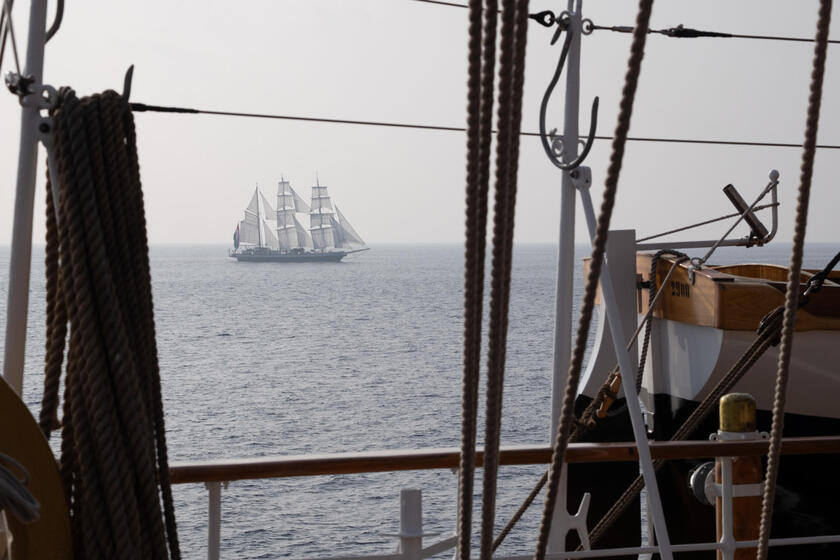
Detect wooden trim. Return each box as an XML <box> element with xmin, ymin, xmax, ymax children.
<box><xmin>169</xmin><ymin>436</ymin><xmax>840</xmax><ymax>484</ymax></box>
<box><xmin>636</xmin><ymin>254</ymin><xmax>840</xmax><ymax>331</ymax></box>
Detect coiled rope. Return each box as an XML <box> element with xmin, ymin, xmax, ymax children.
<box><xmin>757</xmin><ymin>1</ymin><xmax>833</xmax><ymax>558</ymax></box>
<box><xmin>0</xmin><ymin>452</ymin><xmax>39</xmax><ymax>524</ymax></box>
<box><xmin>41</xmin><ymin>88</ymin><xmax>180</xmax><ymax>559</ymax></box>
<box><xmin>478</xmin><ymin>1</ymin><xmax>529</xmax><ymax>559</ymax></box>
<box><xmin>534</xmin><ymin>1</ymin><xmax>654</xmax><ymax>558</ymax></box>
<box><xmin>457</xmin><ymin>0</ymin><xmax>497</xmax><ymax>557</ymax></box>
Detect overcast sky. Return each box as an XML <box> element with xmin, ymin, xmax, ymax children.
<box><xmin>1</xmin><ymin>0</ymin><xmax>838</xmax><ymax>246</ymax></box>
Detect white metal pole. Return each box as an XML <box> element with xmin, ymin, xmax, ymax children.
<box><xmin>577</xmin><ymin>189</ymin><xmax>674</xmax><ymax>560</ymax></box>
<box><xmin>400</xmin><ymin>489</ymin><xmax>423</xmax><ymax>560</ymax></box>
<box><xmin>2</xmin><ymin>0</ymin><xmax>49</xmax><ymax>395</ymax></box>
<box><xmin>550</xmin><ymin>0</ymin><xmax>582</xmax><ymax>440</ymax></box>
<box><xmin>206</xmin><ymin>481</ymin><xmax>223</xmax><ymax>560</ymax></box>
<box><xmin>547</xmin><ymin>1</ymin><xmax>582</xmax><ymax>554</ymax></box>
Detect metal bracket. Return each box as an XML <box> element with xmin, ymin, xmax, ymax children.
<box><xmin>569</xmin><ymin>165</ymin><xmax>592</xmax><ymax>191</ymax></box>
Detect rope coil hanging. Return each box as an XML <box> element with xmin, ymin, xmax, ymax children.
<box><xmin>757</xmin><ymin>1</ymin><xmax>833</xmax><ymax>558</ymax></box>
<box><xmin>41</xmin><ymin>88</ymin><xmax>180</xmax><ymax>559</ymax></box>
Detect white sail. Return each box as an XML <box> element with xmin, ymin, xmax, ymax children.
<box><xmin>244</xmin><ymin>190</ymin><xmax>260</xmax><ymax>218</ymax></box>
<box><xmin>289</xmin><ymin>185</ymin><xmax>310</xmax><ymax>213</ymax></box>
<box><xmin>311</xmin><ymin>227</ymin><xmax>333</xmax><ymax>250</ymax></box>
<box><xmin>295</xmin><ymin>215</ymin><xmax>314</xmax><ymax>249</ymax></box>
<box><xmin>261</xmin><ymin>218</ymin><xmax>279</xmax><ymax>249</ymax></box>
<box><xmin>276</xmin><ymin>226</ymin><xmax>294</xmax><ymax>251</ymax></box>
<box><xmin>335</xmin><ymin>205</ymin><xmax>365</xmax><ymax>247</ymax></box>
<box><xmin>310</xmin><ymin>183</ymin><xmax>335</xmax><ymax>250</ymax></box>
<box><xmin>260</xmin><ymin>191</ymin><xmax>276</xmax><ymax>222</ymax></box>
<box><xmin>330</xmin><ymin>215</ymin><xmax>348</xmax><ymax>249</ymax></box>
<box><xmin>311</xmin><ymin>185</ymin><xmax>333</xmax><ymax>212</ymax></box>
<box><xmin>238</xmin><ymin>215</ymin><xmax>260</xmax><ymax>246</ymax></box>
<box><xmin>277</xmin><ymin>180</ymin><xmax>311</xmax><ymax>214</ymax></box>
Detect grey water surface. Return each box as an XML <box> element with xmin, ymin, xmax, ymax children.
<box><xmin>1</xmin><ymin>242</ymin><xmax>836</xmax><ymax>558</ymax></box>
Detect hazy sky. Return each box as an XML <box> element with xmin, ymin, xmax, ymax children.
<box><xmin>1</xmin><ymin>1</ymin><xmax>838</xmax><ymax>246</ymax></box>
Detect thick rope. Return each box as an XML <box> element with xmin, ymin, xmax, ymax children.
<box><xmin>479</xmin><ymin>1</ymin><xmax>529</xmax><ymax>559</ymax></box>
<box><xmin>41</xmin><ymin>166</ymin><xmax>66</xmax><ymax>437</ymax></box>
<box><xmin>635</xmin><ymin>250</ymin><xmax>687</xmax><ymax>392</ymax></box>
<box><xmin>457</xmin><ymin>0</ymin><xmax>497</xmax><ymax>557</ymax></box>
<box><xmin>756</xmin><ymin>1</ymin><xmax>832</xmax><ymax>558</ymax></box>
<box><xmin>534</xmin><ymin>1</ymin><xmax>654</xmax><ymax>558</ymax></box>
<box><xmin>41</xmin><ymin>89</ymin><xmax>180</xmax><ymax>559</ymax></box>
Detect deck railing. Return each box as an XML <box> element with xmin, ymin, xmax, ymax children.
<box><xmin>169</xmin><ymin>436</ymin><xmax>840</xmax><ymax>560</ymax></box>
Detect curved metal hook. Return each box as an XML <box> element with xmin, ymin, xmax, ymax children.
<box><xmin>45</xmin><ymin>0</ymin><xmax>64</xmax><ymax>43</ymax></box>
<box><xmin>539</xmin><ymin>29</ymin><xmax>599</xmax><ymax>171</ymax></box>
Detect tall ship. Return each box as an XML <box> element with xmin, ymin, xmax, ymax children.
<box><xmin>230</xmin><ymin>178</ymin><xmax>368</xmax><ymax>262</ymax></box>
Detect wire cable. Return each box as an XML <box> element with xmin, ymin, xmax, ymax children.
<box><xmin>129</xmin><ymin>103</ymin><xmax>840</xmax><ymax>150</ymax></box>
<box><xmin>410</xmin><ymin>0</ymin><xmax>469</xmax><ymax>7</ymax></box>
<box><xmin>589</xmin><ymin>21</ymin><xmax>840</xmax><ymax>44</ymax></box>
<box><xmin>0</xmin><ymin>0</ymin><xmax>21</xmax><ymax>76</ymax></box>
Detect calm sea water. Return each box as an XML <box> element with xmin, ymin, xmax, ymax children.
<box><xmin>0</xmin><ymin>242</ymin><xmax>836</xmax><ymax>558</ymax></box>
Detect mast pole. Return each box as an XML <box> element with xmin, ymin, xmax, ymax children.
<box><xmin>2</xmin><ymin>0</ymin><xmax>50</xmax><ymax>395</ymax></box>
<box><xmin>550</xmin><ymin>0</ymin><xmax>581</xmax><ymax>441</ymax></box>
<box><xmin>548</xmin><ymin>0</ymin><xmax>581</xmax><ymax>552</ymax></box>
<box><xmin>255</xmin><ymin>185</ymin><xmax>263</xmax><ymax>248</ymax></box>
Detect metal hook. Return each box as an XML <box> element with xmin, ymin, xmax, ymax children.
<box><xmin>45</xmin><ymin>0</ymin><xmax>64</xmax><ymax>43</ymax></box>
<box><xmin>539</xmin><ymin>28</ymin><xmax>599</xmax><ymax>171</ymax></box>
<box><xmin>122</xmin><ymin>64</ymin><xmax>134</xmax><ymax>102</ymax></box>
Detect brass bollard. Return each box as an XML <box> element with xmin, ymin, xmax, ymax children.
<box><xmin>716</xmin><ymin>393</ymin><xmax>763</xmax><ymax>560</ymax></box>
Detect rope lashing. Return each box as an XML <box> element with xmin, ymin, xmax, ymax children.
<box><xmin>757</xmin><ymin>1</ymin><xmax>833</xmax><ymax>558</ymax></box>
<box><xmin>635</xmin><ymin>251</ymin><xmax>687</xmax><ymax>392</ymax></box>
<box><xmin>457</xmin><ymin>0</ymin><xmax>497</xmax><ymax>558</ymax></box>
<box><xmin>41</xmin><ymin>88</ymin><xmax>180</xmax><ymax>559</ymax></box>
<box><xmin>478</xmin><ymin>1</ymin><xmax>529</xmax><ymax>559</ymax></box>
<box><xmin>0</xmin><ymin>452</ymin><xmax>39</xmax><ymax>524</ymax></box>
<box><xmin>534</xmin><ymin>1</ymin><xmax>655</xmax><ymax>558</ymax></box>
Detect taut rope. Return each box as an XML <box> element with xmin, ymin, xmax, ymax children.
<box><xmin>479</xmin><ymin>1</ymin><xmax>529</xmax><ymax>559</ymax></box>
<box><xmin>534</xmin><ymin>0</ymin><xmax>654</xmax><ymax>557</ymax></box>
<box><xmin>457</xmin><ymin>0</ymin><xmax>497</xmax><ymax>558</ymax></box>
<box><xmin>41</xmin><ymin>89</ymin><xmax>180</xmax><ymax>559</ymax></box>
<box><xmin>757</xmin><ymin>1</ymin><xmax>833</xmax><ymax>558</ymax></box>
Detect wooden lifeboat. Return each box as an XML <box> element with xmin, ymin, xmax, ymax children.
<box><xmin>636</xmin><ymin>254</ymin><xmax>840</xmax><ymax>422</ymax></box>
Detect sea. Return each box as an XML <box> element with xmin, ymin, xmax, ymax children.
<box><xmin>0</xmin><ymin>242</ymin><xmax>837</xmax><ymax>559</ymax></box>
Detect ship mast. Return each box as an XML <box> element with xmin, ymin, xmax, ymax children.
<box><xmin>255</xmin><ymin>185</ymin><xmax>263</xmax><ymax>248</ymax></box>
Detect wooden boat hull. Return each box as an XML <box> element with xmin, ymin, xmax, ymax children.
<box><xmin>569</xmin><ymin>252</ymin><xmax>840</xmax><ymax>557</ymax></box>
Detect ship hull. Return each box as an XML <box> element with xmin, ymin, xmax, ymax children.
<box><xmin>233</xmin><ymin>251</ymin><xmax>346</xmax><ymax>263</ymax></box>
